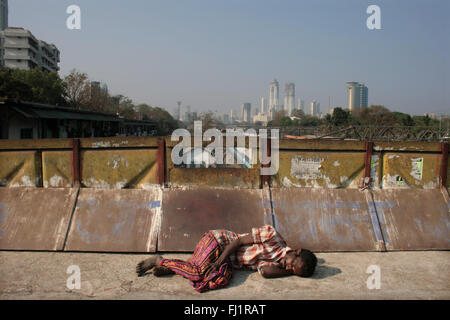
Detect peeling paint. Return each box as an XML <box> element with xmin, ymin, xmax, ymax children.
<box><xmin>333</xmin><ymin>161</ymin><xmax>340</xmax><ymax>167</ymax></box>
<box><xmin>91</xmin><ymin>141</ymin><xmax>111</xmax><ymax>148</ymax></box>
<box><xmin>410</xmin><ymin>157</ymin><xmax>423</xmax><ymax>181</ymax></box>
<box><xmin>10</xmin><ymin>176</ymin><xmax>34</xmax><ymax>187</ymax></box>
<box><xmin>49</xmin><ymin>175</ymin><xmax>64</xmax><ymax>187</ymax></box>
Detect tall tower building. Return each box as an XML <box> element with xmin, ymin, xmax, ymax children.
<box><xmin>284</xmin><ymin>83</ymin><xmax>295</xmax><ymax>116</ymax></box>
<box><xmin>260</xmin><ymin>97</ymin><xmax>266</xmax><ymax>114</ymax></box>
<box><xmin>346</xmin><ymin>82</ymin><xmax>368</xmax><ymax>111</ymax></box>
<box><xmin>297</xmin><ymin>99</ymin><xmax>304</xmax><ymax>112</ymax></box>
<box><xmin>310</xmin><ymin>100</ymin><xmax>320</xmax><ymax>117</ymax></box>
<box><xmin>269</xmin><ymin>79</ymin><xmax>279</xmax><ymax>114</ymax></box>
<box><xmin>241</xmin><ymin>103</ymin><xmax>251</xmax><ymax>123</ymax></box>
<box><xmin>0</xmin><ymin>0</ymin><xmax>7</xmax><ymax>31</ymax></box>
<box><xmin>177</xmin><ymin>101</ymin><xmax>182</xmax><ymax>121</ymax></box>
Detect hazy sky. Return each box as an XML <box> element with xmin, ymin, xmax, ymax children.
<box><xmin>9</xmin><ymin>0</ymin><xmax>450</xmax><ymax>116</ymax></box>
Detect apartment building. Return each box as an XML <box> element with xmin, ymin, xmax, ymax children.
<box><xmin>0</xmin><ymin>27</ymin><xmax>60</xmax><ymax>72</ymax></box>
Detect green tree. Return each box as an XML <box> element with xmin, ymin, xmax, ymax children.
<box><xmin>63</xmin><ymin>69</ymin><xmax>89</xmax><ymax>109</ymax></box>
<box><xmin>280</xmin><ymin>116</ymin><xmax>293</xmax><ymax>126</ymax></box>
<box><xmin>300</xmin><ymin>115</ymin><xmax>322</xmax><ymax>127</ymax></box>
<box><xmin>331</xmin><ymin>107</ymin><xmax>351</xmax><ymax>126</ymax></box>
<box><xmin>352</xmin><ymin>105</ymin><xmax>397</xmax><ymax>126</ymax></box>
<box><xmin>0</xmin><ymin>67</ymin><xmax>65</xmax><ymax>105</ymax></box>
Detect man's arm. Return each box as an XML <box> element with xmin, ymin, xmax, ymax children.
<box><xmin>258</xmin><ymin>264</ymin><xmax>292</xmax><ymax>278</ymax></box>
<box><xmin>204</xmin><ymin>233</ymin><xmax>254</xmax><ymax>277</ymax></box>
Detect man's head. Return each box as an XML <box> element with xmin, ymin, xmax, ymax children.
<box><xmin>283</xmin><ymin>248</ymin><xmax>317</xmax><ymax>277</ymax></box>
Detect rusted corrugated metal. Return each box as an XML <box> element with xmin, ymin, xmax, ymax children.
<box><xmin>158</xmin><ymin>187</ymin><xmax>272</xmax><ymax>251</ymax></box>
<box><xmin>0</xmin><ymin>187</ymin><xmax>78</xmax><ymax>250</ymax></box>
<box><xmin>64</xmin><ymin>188</ymin><xmax>162</xmax><ymax>252</ymax></box>
<box><xmin>270</xmin><ymin>188</ymin><xmax>385</xmax><ymax>252</ymax></box>
<box><xmin>371</xmin><ymin>189</ymin><xmax>449</xmax><ymax>250</ymax></box>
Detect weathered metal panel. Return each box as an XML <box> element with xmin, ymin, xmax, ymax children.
<box><xmin>158</xmin><ymin>187</ymin><xmax>272</xmax><ymax>251</ymax></box>
<box><xmin>80</xmin><ymin>136</ymin><xmax>160</xmax><ymax>149</ymax></box>
<box><xmin>371</xmin><ymin>189</ymin><xmax>450</xmax><ymax>250</ymax></box>
<box><xmin>270</xmin><ymin>188</ymin><xmax>385</xmax><ymax>252</ymax></box>
<box><xmin>64</xmin><ymin>188</ymin><xmax>162</xmax><ymax>252</ymax></box>
<box><xmin>81</xmin><ymin>149</ymin><xmax>158</xmax><ymax>189</ymax></box>
<box><xmin>168</xmin><ymin>168</ymin><xmax>260</xmax><ymax>189</ymax></box>
<box><xmin>0</xmin><ymin>187</ymin><xmax>77</xmax><ymax>250</ymax></box>
<box><xmin>381</xmin><ymin>153</ymin><xmax>441</xmax><ymax>189</ymax></box>
<box><xmin>0</xmin><ymin>139</ymin><xmax>71</xmax><ymax>150</ymax></box>
<box><xmin>272</xmin><ymin>151</ymin><xmax>366</xmax><ymax>188</ymax></box>
<box><xmin>373</xmin><ymin>141</ymin><xmax>441</xmax><ymax>152</ymax></box>
<box><xmin>42</xmin><ymin>151</ymin><xmax>72</xmax><ymax>188</ymax></box>
<box><xmin>279</xmin><ymin>139</ymin><xmax>365</xmax><ymax>151</ymax></box>
<box><xmin>0</xmin><ymin>151</ymin><xmax>41</xmax><ymax>187</ymax></box>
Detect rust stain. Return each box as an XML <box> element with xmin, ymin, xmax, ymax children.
<box><xmin>64</xmin><ymin>188</ymin><xmax>162</xmax><ymax>252</ymax></box>
<box><xmin>0</xmin><ymin>151</ymin><xmax>41</xmax><ymax>187</ymax></box>
<box><xmin>0</xmin><ymin>187</ymin><xmax>77</xmax><ymax>250</ymax></box>
<box><xmin>371</xmin><ymin>189</ymin><xmax>449</xmax><ymax>250</ymax></box>
<box><xmin>271</xmin><ymin>188</ymin><xmax>384</xmax><ymax>252</ymax></box>
<box><xmin>158</xmin><ymin>187</ymin><xmax>272</xmax><ymax>251</ymax></box>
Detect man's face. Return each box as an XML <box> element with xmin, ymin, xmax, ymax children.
<box><xmin>281</xmin><ymin>254</ymin><xmax>304</xmax><ymax>275</ymax></box>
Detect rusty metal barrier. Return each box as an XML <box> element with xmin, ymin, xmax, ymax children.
<box><xmin>0</xmin><ymin>137</ymin><xmax>448</xmax><ymax>252</ymax></box>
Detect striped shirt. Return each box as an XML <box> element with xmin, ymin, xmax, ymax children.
<box><xmin>211</xmin><ymin>225</ymin><xmax>293</xmax><ymax>272</ymax></box>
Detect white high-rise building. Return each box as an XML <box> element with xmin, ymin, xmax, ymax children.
<box><xmin>310</xmin><ymin>100</ymin><xmax>320</xmax><ymax>117</ymax></box>
<box><xmin>260</xmin><ymin>97</ymin><xmax>266</xmax><ymax>114</ymax></box>
<box><xmin>177</xmin><ymin>101</ymin><xmax>182</xmax><ymax>121</ymax></box>
<box><xmin>346</xmin><ymin>82</ymin><xmax>368</xmax><ymax>111</ymax></box>
<box><xmin>269</xmin><ymin>79</ymin><xmax>279</xmax><ymax>115</ymax></box>
<box><xmin>0</xmin><ymin>0</ymin><xmax>7</xmax><ymax>30</ymax></box>
<box><xmin>241</xmin><ymin>103</ymin><xmax>251</xmax><ymax>123</ymax></box>
<box><xmin>284</xmin><ymin>83</ymin><xmax>295</xmax><ymax>116</ymax></box>
<box><xmin>297</xmin><ymin>99</ymin><xmax>304</xmax><ymax>112</ymax></box>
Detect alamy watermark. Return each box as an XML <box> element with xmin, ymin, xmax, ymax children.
<box><xmin>366</xmin><ymin>5</ymin><xmax>381</xmax><ymax>30</ymax></box>
<box><xmin>66</xmin><ymin>265</ymin><xmax>81</xmax><ymax>290</ymax></box>
<box><xmin>171</xmin><ymin>121</ymin><xmax>279</xmax><ymax>175</ymax></box>
<box><xmin>66</xmin><ymin>5</ymin><xmax>81</xmax><ymax>30</ymax></box>
<box><xmin>366</xmin><ymin>265</ymin><xmax>381</xmax><ymax>289</ymax></box>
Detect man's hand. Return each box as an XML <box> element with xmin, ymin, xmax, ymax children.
<box><xmin>203</xmin><ymin>233</ymin><xmax>254</xmax><ymax>278</ymax></box>
<box><xmin>204</xmin><ymin>255</ymin><xmax>226</xmax><ymax>278</ymax></box>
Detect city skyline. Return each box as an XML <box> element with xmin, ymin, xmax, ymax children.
<box><xmin>7</xmin><ymin>0</ymin><xmax>450</xmax><ymax>116</ymax></box>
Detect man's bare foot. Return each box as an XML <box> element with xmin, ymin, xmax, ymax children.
<box><xmin>136</xmin><ymin>255</ymin><xmax>163</xmax><ymax>277</ymax></box>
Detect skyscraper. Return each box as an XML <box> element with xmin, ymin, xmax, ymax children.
<box><xmin>0</xmin><ymin>0</ymin><xmax>7</xmax><ymax>31</ymax></box>
<box><xmin>260</xmin><ymin>97</ymin><xmax>266</xmax><ymax>114</ymax></box>
<box><xmin>346</xmin><ymin>82</ymin><xmax>368</xmax><ymax>111</ymax></box>
<box><xmin>310</xmin><ymin>100</ymin><xmax>320</xmax><ymax>117</ymax></box>
<box><xmin>297</xmin><ymin>99</ymin><xmax>304</xmax><ymax>112</ymax></box>
<box><xmin>177</xmin><ymin>101</ymin><xmax>182</xmax><ymax>121</ymax></box>
<box><xmin>284</xmin><ymin>83</ymin><xmax>295</xmax><ymax>116</ymax></box>
<box><xmin>241</xmin><ymin>103</ymin><xmax>251</xmax><ymax>123</ymax></box>
<box><xmin>269</xmin><ymin>79</ymin><xmax>279</xmax><ymax>114</ymax></box>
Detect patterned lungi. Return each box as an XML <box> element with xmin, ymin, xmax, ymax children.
<box><xmin>158</xmin><ymin>231</ymin><xmax>233</xmax><ymax>293</ymax></box>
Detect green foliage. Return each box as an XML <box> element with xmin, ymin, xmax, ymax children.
<box><xmin>330</xmin><ymin>107</ymin><xmax>351</xmax><ymax>126</ymax></box>
<box><xmin>0</xmin><ymin>67</ymin><xmax>65</xmax><ymax>105</ymax></box>
<box><xmin>136</xmin><ymin>103</ymin><xmax>179</xmax><ymax>135</ymax></box>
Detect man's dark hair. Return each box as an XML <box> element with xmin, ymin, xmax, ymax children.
<box><xmin>298</xmin><ymin>249</ymin><xmax>317</xmax><ymax>277</ymax></box>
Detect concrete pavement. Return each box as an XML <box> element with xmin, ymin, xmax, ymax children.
<box><xmin>0</xmin><ymin>251</ymin><xmax>449</xmax><ymax>300</ymax></box>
